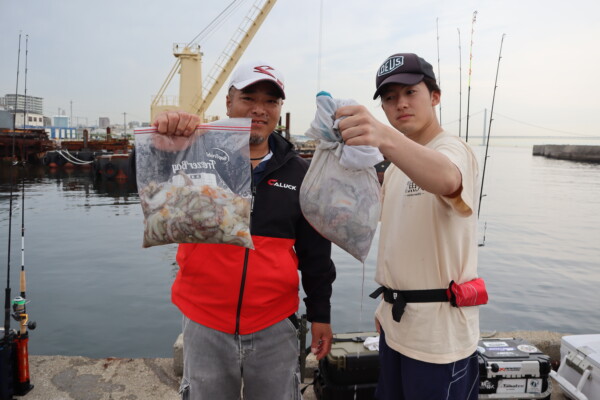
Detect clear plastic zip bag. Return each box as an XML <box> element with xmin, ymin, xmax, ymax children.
<box><xmin>134</xmin><ymin>118</ymin><xmax>254</xmax><ymax>249</ymax></box>
<box><xmin>300</xmin><ymin>92</ymin><xmax>382</xmax><ymax>262</ymax></box>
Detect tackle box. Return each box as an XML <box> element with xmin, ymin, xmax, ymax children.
<box><xmin>550</xmin><ymin>334</ymin><xmax>600</xmax><ymax>400</ymax></box>
<box><xmin>477</xmin><ymin>338</ymin><xmax>552</xmax><ymax>399</ymax></box>
<box><xmin>313</xmin><ymin>331</ymin><xmax>379</xmax><ymax>400</ymax></box>
<box><xmin>313</xmin><ymin>368</ymin><xmax>378</xmax><ymax>400</ymax></box>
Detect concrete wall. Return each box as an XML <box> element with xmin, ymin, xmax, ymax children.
<box><xmin>533</xmin><ymin>144</ymin><xmax>600</xmax><ymax>163</ymax></box>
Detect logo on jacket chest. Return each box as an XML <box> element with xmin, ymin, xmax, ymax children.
<box><xmin>267</xmin><ymin>179</ymin><xmax>297</xmax><ymax>191</ymax></box>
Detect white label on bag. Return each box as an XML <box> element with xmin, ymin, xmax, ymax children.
<box><xmin>188</xmin><ymin>173</ymin><xmax>217</xmax><ymax>187</ymax></box>
<box><xmin>497</xmin><ymin>379</ymin><xmax>526</xmax><ymax>393</ymax></box>
<box><xmin>172</xmin><ymin>172</ymin><xmax>217</xmax><ymax>187</ymax></box>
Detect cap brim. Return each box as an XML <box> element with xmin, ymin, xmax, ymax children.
<box><xmin>373</xmin><ymin>73</ymin><xmax>425</xmax><ymax>99</ymax></box>
<box><xmin>232</xmin><ymin>78</ymin><xmax>286</xmax><ymax>99</ymax></box>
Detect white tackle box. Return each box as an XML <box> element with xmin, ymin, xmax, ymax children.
<box><xmin>550</xmin><ymin>334</ymin><xmax>600</xmax><ymax>400</ymax></box>
<box><xmin>477</xmin><ymin>338</ymin><xmax>552</xmax><ymax>399</ymax></box>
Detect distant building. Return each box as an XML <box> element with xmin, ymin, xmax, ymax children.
<box><xmin>14</xmin><ymin>112</ymin><xmax>45</xmax><ymax>128</ymax></box>
<box><xmin>0</xmin><ymin>110</ymin><xmax>14</xmax><ymax>129</ymax></box>
<box><xmin>53</xmin><ymin>115</ymin><xmax>69</xmax><ymax>128</ymax></box>
<box><xmin>99</xmin><ymin>117</ymin><xmax>110</xmax><ymax>129</ymax></box>
<box><xmin>46</xmin><ymin>114</ymin><xmax>77</xmax><ymax>138</ymax></box>
<box><xmin>46</xmin><ymin>126</ymin><xmax>77</xmax><ymax>139</ymax></box>
<box><xmin>45</xmin><ymin>117</ymin><xmax>76</xmax><ymax>139</ymax></box>
<box><xmin>3</xmin><ymin>94</ymin><xmax>44</xmax><ymax>115</ymax></box>
<box><xmin>0</xmin><ymin>94</ymin><xmax>80</xmax><ymax>138</ymax></box>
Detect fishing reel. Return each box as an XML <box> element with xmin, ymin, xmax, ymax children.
<box><xmin>11</xmin><ymin>297</ymin><xmax>36</xmax><ymax>331</ymax></box>
<box><xmin>7</xmin><ymin>296</ymin><xmax>35</xmax><ymax>397</ymax></box>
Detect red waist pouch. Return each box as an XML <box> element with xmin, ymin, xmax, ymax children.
<box><xmin>446</xmin><ymin>278</ymin><xmax>488</xmax><ymax>307</ymax></box>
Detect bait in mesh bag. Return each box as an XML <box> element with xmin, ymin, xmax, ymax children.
<box><xmin>134</xmin><ymin>118</ymin><xmax>254</xmax><ymax>249</ymax></box>
<box><xmin>300</xmin><ymin>92</ymin><xmax>383</xmax><ymax>262</ymax></box>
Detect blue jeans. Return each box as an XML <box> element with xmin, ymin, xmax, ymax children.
<box><xmin>376</xmin><ymin>329</ymin><xmax>479</xmax><ymax>400</ymax></box>
<box><xmin>180</xmin><ymin>316</ymin><xmax>301</xmax><ymax>400</ymax></box>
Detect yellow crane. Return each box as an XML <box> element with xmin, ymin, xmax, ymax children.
<box><xmin>150</xmin><ymin>0</ymin><xmax>278</xmax><ymax>122</ymax></box>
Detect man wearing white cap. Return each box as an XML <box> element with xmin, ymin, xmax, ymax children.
<box><xmin>153</xmin><ymin>60</ymin><xmax>336</xmax><ymax>399</ymax></box>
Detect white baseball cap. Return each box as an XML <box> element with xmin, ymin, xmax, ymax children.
<box><xmin>228</xmin><ymin>60</ymin><xmax>286</xmax><ymax>99</ymax></box>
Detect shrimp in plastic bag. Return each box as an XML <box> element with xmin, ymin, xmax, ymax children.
<box><xmin>134</xmin><ymin>118</ymin><xmax>254</xmax><ymax>249</ymax></box>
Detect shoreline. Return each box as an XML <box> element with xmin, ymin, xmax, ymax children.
<box><xmin>17</xmin><ymin>330</ymin><xmax>572</xmax><ymax>399</ymax></box>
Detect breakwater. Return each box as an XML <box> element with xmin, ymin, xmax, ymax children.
<box><xmin>533</xmin><ymin>144</ymin><xmax>600</xmax><ymax>163</ymax></box>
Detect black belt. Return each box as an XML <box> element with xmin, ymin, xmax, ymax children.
<box><xmin>370</xmin><ymin>286</ymin><xmax>449</xmax><ymax>322</ymax></box>
<box><xmin>288</xmin><ymin>313</ymin><xmax>300</xmax><ymax>330</ymax></box>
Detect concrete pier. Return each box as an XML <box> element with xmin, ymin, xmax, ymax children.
<box><xmin>17</xmin><ymin>356</ymin><xmax>180</xmax><ymax>400</ymax></box>
<box><xmin>533</xmin><ymin>144</ymin><xmax>600</xmax><ymax>163</ymax></box>
<box><xmin>17</xmin><ymin>330</ymin><xmax>575</xmax><ymax>399</ymax></box>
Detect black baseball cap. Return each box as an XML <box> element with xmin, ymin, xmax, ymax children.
<box><xmin>373</xmin><ymin>53</ymin><xmax>436</xmax><ymax>99</ymax></box>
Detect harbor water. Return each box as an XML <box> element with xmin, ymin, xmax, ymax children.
<box><xmin>0</xmin><ymin>145</ymin><xmax>599</xmax><ymax>359</ymax></box>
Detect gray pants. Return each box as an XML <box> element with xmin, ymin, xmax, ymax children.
<box><xmin>180</xmin><ymin>316</ymin><xmax>301</xmax><ymax>400</ymax></box>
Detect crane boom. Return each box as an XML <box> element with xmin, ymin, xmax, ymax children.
<box><xmin>151</xmin><ymin>59</ymin><xmax>180</xmax><ymax>110</ymax></box>
<box><xmin>150</xmin><ymin>0</ymin><xmax>278</xmax><ymax>122</ymax></box>
<box><xmin>195</xmin><ymin>0</ymin><xmax>277</xmax><ymax>116</ymax></box>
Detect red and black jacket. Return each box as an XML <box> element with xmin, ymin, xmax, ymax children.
<box><xmin>172</xmin><ymin>133</ymin><xmax>336</xmax><ymax>335</ymax></box>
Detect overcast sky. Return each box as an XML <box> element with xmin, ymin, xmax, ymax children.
<box><xmin>2</xmin><ymin>0</ymin><xmax>599</xmax><ymax>140</ymax></box>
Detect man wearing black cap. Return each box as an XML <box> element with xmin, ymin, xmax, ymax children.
<box><xmin>337</xmin><ymin>53</ymin><xmax>480</xmax><ymax>399</ymax></box>
<box><xmin>153</xmin><ymin>60</ymin><xmax>336</xmax><ymax>400</ymax></box>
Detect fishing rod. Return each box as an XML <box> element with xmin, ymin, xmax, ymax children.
<box><xmin>436</xmin><ymin>18</ymin><xmax>442</xmax><ymax>125</ymax></box>
<box><xmin>457</xmin><ymin>28</ymin><xmax>462</xmax><ymax>138</ymax></box>
<box><xmin>464</xmin><ymin>10</ymin><xmax>477</xmax><ymax>143</ymax></box>
<box><xmin>0</xmin><ymin>33</ymin><xmax>35</xmax><ymax>400</ymax></box>
<box><xmin>1</xmin><ymin>33</ymin><xmax>22</xmax><ymax>400</ymax></box>
<box><xmin>12</xmin><ymin>34</ymin><xmax>35</xmax><ymax>396</ymax></box>
<box><xmin>317</xmin><ymin>0</ymin><xmax>324</xmax><ymax>92</ymax></box>
<box><xmin>23</xmin><ymin>34</ymin><xmax>29</xmax><ymax>133</ymax></box>
<box><xmin>478</xmin><ymin>33</ymin><xmax>506</xmax><ymax>219</ymax></box>
<box><xmin>4</xmin><ymin>31</ymin><xmax>21</xmax><ymax>337</ymax></box>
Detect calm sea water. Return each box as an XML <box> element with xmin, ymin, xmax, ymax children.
<box><xmin>0</xmin><ymin>145</ymin><xmax>599</xmax><ymax>358</ymax></box>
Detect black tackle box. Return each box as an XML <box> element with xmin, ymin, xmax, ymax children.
<box><xmin>477</xmin><ymin>337</ymin><xmax>552</xmax><ymax>399</ymax></box>
<box><xmin>314</xmin><ymin>332</ymin><xmax>379</xmax><ymax>400</ymax></box>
